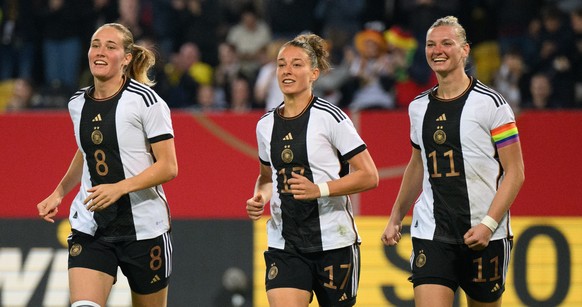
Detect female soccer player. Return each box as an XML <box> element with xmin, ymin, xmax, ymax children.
<box><xmin>381</xmin><ymin>16</ymin><xmax>525</xmax><ymax>307</ymax></box>
<box><xmin>246</xmin><ymin>33</ymin><xmax>379</xmax><ymax>307</ymax></box>
<box><xmin>37</xmin><ymin>23</ymin><xmax>177</xmax><ymax>307</ymax></box>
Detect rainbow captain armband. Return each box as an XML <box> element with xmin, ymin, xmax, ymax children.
<box><xmin>492</xmin><ymin>122</ymin><xmax>519</xmax><ymax>149</ymax></box>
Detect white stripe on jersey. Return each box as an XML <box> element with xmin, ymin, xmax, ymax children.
<box><xmin>67</xmin><ymin>78</ymin><xmax>174</xmax><ymax>241</ymax></box>
<box><xmin>409</xmin><ymin>78</ymin><xmax>515</xmax><ymax>243</ymax></box>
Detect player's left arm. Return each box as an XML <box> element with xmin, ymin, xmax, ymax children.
<box><xmin>464</xmin><ymin>140</ymin><xmax>525</xmax><ymax>249</ymax></box>
<box><xmin>85</xmin><ymin>138</ymin><xmax>178</xmax><ymax>211</ymax></box>
<box><xmin>329</xmin><ymin>149</ymin><xmax>380</xmax><ymax>196</ymax></box>
<box><xmin>487</xmin><ymin>141</ymin><xmax>525</xmax><ymax>223</ymax></box>
<box><xmin>289</xmin><ymin>149</ymin><xmax>379</xmax><ymax>200</ymax></box>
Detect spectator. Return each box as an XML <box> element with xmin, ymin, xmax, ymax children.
<box><xmin>214</xmin><ymin>42</ymin><xmax>243</xmax><ymax>106</ymax></box>
<box><xmin>2</xmin><ymin>78</ymin><xmax>35</xmax><ymax>112</ymax></box>
<box><xmin>493</xmin><ymin>48</ymin><xmax>529</xmax><ymax>114</ymax></box>
<box><xmin>116</xmin><ymin>0</ymin><xmax>152</xmax><ymax>42</ymax></box>
<box><xmin>383</xmin><ymin>25</ymin><xmax>436</xmax><ymax>109</ymax></box>
<box><xmin>161</xmin><ymin>42</ymin><xmax>213</xmax><ymax>108</ymax></box>
<box><xmin>174</xmin><ymin>0</ymin><xmax>221</xmax><ymax>66</ymax></box>
<box><xmin>523</xmin><ymin>73</ymin><xmax>558</xmax><ymax>109</ymax></box>
<box><xmin>218</xmin><ymin>0</ymin><xmax>257</xmax><ymax>28</ymax></box>
<box><xmin>229</xmin><ymin>76</ymin><xmax>253</xmax><ymax>112</ymax></box>
<box><xmin>0</xmin><ymin>0</ymin><xmax>39</xmax><ymax>81</ymax></box>
<box><xmin>529</xmin><ymin>4</ymin><xmax>576</xmax><ymax>107</ymax></box>
<box><xmin>535</xmin><ymin>5</ymin><xmax>574</xmax><ymax>63</ymax></box>
<box><xmin>150</xmin><ymin>0</ymin><xmax>180</xmax><ymax>59</ymax></box>
<box><xmin>312</xmin><ymin>38</ymin><xmax>352</xmax><ymax>106</ymax></box>
<box><xmin>254</xmin><ymin>39</ymin><xmax>286</xmax><ymax>110</ymax></box>
<box><xmin>225</xmin><ymin>4</ymin><xmax>272</xmax><ymax>78</ymax></box>
<box><xmin>495</xmin><ymin>0</ymin><xmax>542</xmax><ymax>63</ymax></box>
<box><xmin>194</xmin><ymin>84</ymin><xmax>225</xmax><ymax>112</ymax></box>
<box><xmin>341</xmin><ymin>24</ymin><xmax>397</xmax><ymax>111</ymax></box>
<box><xmin>314</xmin><ymin>0</ymin><xmax>365</xmax><ymax>64</ymax></box>
<box><xmin>38</xmin><ymin>0</ymin><xmax>93</xmax><ymax>91</ymax></box>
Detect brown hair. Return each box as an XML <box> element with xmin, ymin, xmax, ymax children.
<box><xmin>97</xmin><ymin>23</ymin><xmax>157</xmax><ymax>87</ymax></box>
<box><xmin>283</xmin><ymin>33</ymin><xmax>331</xmax><ymax>73</ymax></box>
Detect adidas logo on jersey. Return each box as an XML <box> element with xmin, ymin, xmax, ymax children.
<box><xmin>436</xmin><ymin>113</ymin><xmax>447</xmax><ymax>121</ymax></box>
<box><xmin>92</xmin><ymin>114</ymin><xmax>102</xmax><ymax>122</ymax></box>
<box><xmin>150</xmin><ymin>274</ymin><xmax>161</xmax><ymax>284</ymax></box>
<box><xmin>283</xmin><ymin>132</ymin><xmax>293</xmax><ymax>141</ymax></box>
<box><xmin>339</xmin><ymin>293</ymin><xmax>348</xmax><ymax>301</ymax></box>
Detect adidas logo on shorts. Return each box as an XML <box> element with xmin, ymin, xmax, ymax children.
<box><xmin>491</xmin><ymin>283</ymin><xmax>500</xmax><ymax>292</ymax></box>
<box><xmin>339</xmin><ymin>293</ymin><xmax>348</xmax><ymax>301</ymax></box>
<box><xmin>150</xmin><ymin>274</ymin><xmax>161</xmax><ymax>284</ymax></box>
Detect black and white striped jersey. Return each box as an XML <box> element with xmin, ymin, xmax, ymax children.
<box><xmin>67</xmin><ymin>78</ymin><xmax>174</xmax><ymax>242</ymax></box>
<box><xmin>409</xmin><ymin>77</ymin><xmax>517</xmax><ymax>244</ymax></box>
<box><xmin>256</xmin><ymin>96</ymin><xmax>366</xmax><ymax>253</ymax></box>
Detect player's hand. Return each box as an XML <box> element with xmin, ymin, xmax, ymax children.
<box><xmin>246</xmin><ymin>193</ymin><xmax>265</xmax><ymax>220</ymax></box>
<box><xmin>84</xmin><ymin>183</ymin><xmax>125</xmax><ymax>212</ymax></box>
<box><xmin>288</xmin><ymin>172</ymin><xmax>319</xmax><ymax>200</ymax></box>
<box><xmin>463</xmin><ymin>224</ymin><xmax>493</xmax><ymax>250</ymax></box>
<box><xmin>37</xmin><ymin>194</ymin><xmax>62</xmax><ymax>223</ymax></box>
<box><xmin>381</xmin><ymin>221</ymin><xmax>402</xmax><ymax>246</ymax></box>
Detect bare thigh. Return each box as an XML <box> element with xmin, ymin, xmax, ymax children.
<box><xmin>69</xmin><ymin>267</ymin><xmax>114</xmax><ymax>306</ymax></box>
<box><xmin>267</xmin><ymin>288</ymin><xmax>311</xmax><ymax>307</ymax></box>
<box><xmin>414</xmin><ymin>284</ymin><xmax>455</xmax><ymax>307</ymax></box>
<box><xmin>466</xmin><ymin>295</ymin><xmax>502</xmax><ymax>307</ymax></box>
<box><xmin>131</xmin><ymin>286</ymin><xmax>168</xmax><ymax>307</ymax></box>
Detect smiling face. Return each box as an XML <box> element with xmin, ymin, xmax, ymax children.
<box><xmin>276</xmin><ymin>45</ymin><xmax>319</xmax><ymax>97</ymax></box>
<box><xmin>425</xmin><ymin>25</ymin><xmax>469</xmax><ymax>76</ymax></box>
<box><xmin>88</xmin><ymin>26</ymin><xmax>132</xmax><ymax>82</ymax></box>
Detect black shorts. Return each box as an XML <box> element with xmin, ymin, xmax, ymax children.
<box><xmin>410</xmin><ymin>237</ymin><xmax>513</xmax><ymax>303</ymax></box>
<box><xmin>67</xmin><ymin>229</ymin><xmax>173</xmax><ymax>294</ymax></box>
<box><xmin>264</xmin><ymin>244</ymin><xmax>360</xmax><ymax>307</ymax></box>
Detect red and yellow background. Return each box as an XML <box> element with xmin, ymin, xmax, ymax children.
<box><xmin>0</xmin><ymin>110</ymin><xmax>580</xmax><ymax>306</ymax></box>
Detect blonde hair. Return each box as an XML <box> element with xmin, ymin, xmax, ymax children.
<box><xmin>429</xmin><ymin>16</ymin><xmax>468</xmax><ymax>46</ymax></box>
<box><xmin>97</xmin><ymin>23</ymin><xmax>157</xmax><ymax>87</ymax></box>
<box><xmin>283</xmin><ymin>33</ymin><xmax>331</xmax><ymax>73</ymax></box>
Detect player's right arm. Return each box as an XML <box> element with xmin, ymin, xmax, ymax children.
<box><xmin>37</xmin><ymin>149</ymin><xmax>84</xmax><ymax>223</ymax></box>
<box><xmin>246</xmin><ymin>163</ymin><xmax>273</xmax><ymax>221</ymax></box>
<box><xmin>381</xmin><ymin>147</ymin><xmax>423</xmax><ymax>245</ymax></box>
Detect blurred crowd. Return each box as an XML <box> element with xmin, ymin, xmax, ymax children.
<box><xmin>1</xmin><ymin>0</ymin><xmax>581</xmax><ymax>114</ymax></box>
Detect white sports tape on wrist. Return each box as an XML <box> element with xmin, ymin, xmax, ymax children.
<box><xmin>317</xmin><ymin>182</ymin><xmax>330</xmax><ymax>197</ymax></box>
<box><xmin>481</xmin><ymin>215</ymin><xmax>498</xmax><ymax>233</ymax></box>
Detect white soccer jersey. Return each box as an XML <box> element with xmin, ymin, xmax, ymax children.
<box><xmin>409</xmin><ymin>77</ymin><xmax>517</xmax><ymax>244</ymax></box>
<box><xmin>67</xmin><ymin>78</ymin><xmax>174</xmax><ymax>241</ymax></box>
<box><xmin>256</xmin><ymin>96</ymin><xmax>366</xmax><ymax>252</ymax></box>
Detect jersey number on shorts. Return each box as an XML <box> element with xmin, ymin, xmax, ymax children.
<box><xmin>150</xmin><ymin>245</ymin><xmax>163</xmax><ymax>271</ymax></box>
<box><xmin>323</xmin><ymin>264</ymin><xmax>352</xmax><ymax>290</ymax></box>
<box><xmin>473</xmin><ymin>256</ymin><xmax>501</xmax><ymax>282</ymax></box>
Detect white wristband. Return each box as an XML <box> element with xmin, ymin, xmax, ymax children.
<box><xmin>317</xmin><ymin>182</ymin><xmax>330</xmax><ymax>197</ymax></box>
<box><xmin>480</xmin><ymin>215</ymin><xmax>498</xmax><ymax>233</ymax></box>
